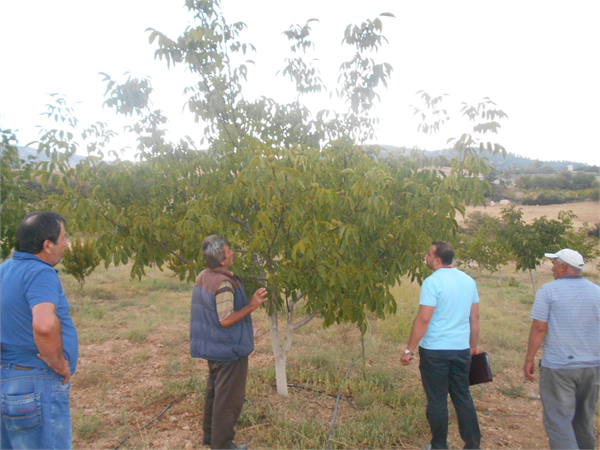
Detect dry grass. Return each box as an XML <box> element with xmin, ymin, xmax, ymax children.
<box><xmin>460</xmin><ymin>201</ymin><xmax>600</xmax><ymax>228</ymax></box>
<box><xmin>57</xmin><ymin>257</ymin><xmax>599</xmax><ymax>450</ymax></box>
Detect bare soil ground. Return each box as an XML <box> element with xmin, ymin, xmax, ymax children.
<box><xmin>71</xmin><ymin>313</ymin><xmax>552</xmax><ymax>450</ymax></box>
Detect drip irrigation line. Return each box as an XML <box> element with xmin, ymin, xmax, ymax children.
<box><xmin>326</xmin><ymin>318</ymin><xmax>372</xmax><ymax>450</ymax></box>
<box><xmin>279</xmin><ymin>383</ymin><xmax>355</xmax><ymax>407</ymax></box>
<box><xmin>112</xmin><ymin>400</ymin><xmax>174</xmax><ymax>450</ymax></box>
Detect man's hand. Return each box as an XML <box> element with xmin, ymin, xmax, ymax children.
<box><xmin>401</xmin><ymin>352</ymin><xmax>414</xmax><ymax>366</ymax></box>
<box><xmin>250</xmin><ymin>287</ymin><xmax>268</xmax><ymax>309</ymax></box>
<box><xmin>523</xmin><ymin>359</ymin><xmax>535</xmax><ymax>382</ymax></box>
<box><xmin>220</xmin><ymin>287</ymin><xmax>268</xmax><ymax>328</ymax></box>
<box><xmin>470</xmin><ymin>346</ymin><xmax>478</xmax><ymax>356</ymax></box>
<box><xmin>37</xmin><ymin>353</ymin><xmax>71</xmax><ymax>384</ymax></box>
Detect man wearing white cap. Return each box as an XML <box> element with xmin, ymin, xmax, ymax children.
<box><xmin>524</xmin><ymin>248</ymin><xmax>600</xmax><ymax>449</ymax></box>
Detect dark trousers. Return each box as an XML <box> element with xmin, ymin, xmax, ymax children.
<box><xmin>419</xmin><ymin>347</ymin><xmax>481</xmax><ymax>450</ymax></box>
<box><xmin>203</xmin><ymin>356</ymin><xmax>248</xmax><ymax>450</ymax></box>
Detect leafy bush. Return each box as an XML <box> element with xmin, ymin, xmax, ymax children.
<box><xmin>62</xmin><ymin>236</ymin><xmax>100</xmax><ymax>289</ymax></box>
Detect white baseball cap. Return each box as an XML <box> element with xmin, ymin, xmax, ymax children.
<box><xmin>544</xmin><ymin>249</ymin><xmax>585</xmax><ymax>269</ymax></box>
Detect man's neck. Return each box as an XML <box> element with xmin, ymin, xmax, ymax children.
<box><xmin>33</xmin><ymin>251</ymin><xmax>54</xmax><ymax>266</ymax></box>
<box><xmin>558</xmin><ymin>273</ymin><xmax>582</xmax><ymax>279</ymax></box>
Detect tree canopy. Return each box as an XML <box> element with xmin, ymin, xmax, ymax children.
<box><xmin>2</xmin><ymin>0</ymin><xmax>510</xmax><ymax>395</ymax></box>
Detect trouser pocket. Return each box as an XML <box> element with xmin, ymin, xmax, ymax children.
<box><xmin>2</xmin><ymin>392</ymin><xmax>42</xmax><ymax>432</ymax></box>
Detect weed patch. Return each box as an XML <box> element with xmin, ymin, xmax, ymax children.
<box><xmin>73</xmin><ymin>412</ymin><xmax>102</xmax><ymax>440</ymax></box>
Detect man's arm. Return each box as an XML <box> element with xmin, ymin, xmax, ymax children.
<box><xmin>469</xmin><ymin>302</ymin><xmax>480</xmax><ymax>355</ymax></box>
<box><xmin>523</xmin><ymin>319</ymin><xmax>548</xmax><ymax>382</ymax></box>
<box><xmin>32</xmin><ymin>302</ymin><xmax>71</xmax><ymax>384</ymax></box>
<box><xmin>401</xmin><ymin>305</ymin><xmax>435</xmax><ymax>366</ymax></box>
<box><xmin>220</xmin><ymin>287</ymin><xmax>268</xmax><ymax>328</ymax></box>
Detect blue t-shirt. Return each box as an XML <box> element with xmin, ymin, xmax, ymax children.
<box><xmin>419</xmin><ymin>267</ymin><xmax>479</xmax><ymax>350</ymax></box>
<box><xmin>530</xmin><ymin>275</ymin><xmax>600</xmax><ymax>370</ymax></box>
<box><xmin>1</xmin><ymin>251</ymin><xmax>78</xmax><ymax>374</ymax></box>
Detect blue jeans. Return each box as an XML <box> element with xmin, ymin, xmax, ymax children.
<box><xmin>1</xmin><ymin>364</ymin><xmax>71</xmax><ymax>450</ymax></box>
<box><xmin>419</xmin><ymin>347</ymin><xmax>481</xmax><ymax>450</ymax></box>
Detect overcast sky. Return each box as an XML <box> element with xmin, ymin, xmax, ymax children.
<box><xmin>1</xmin><ymin>0</ymin><xmax>599</xmax><ymax>166</ymax></box>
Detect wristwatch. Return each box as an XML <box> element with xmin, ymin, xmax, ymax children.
<box><xmin>404</xmin><ymin>349</ymin><xmax>414</xmax><ymax>355</ymax></box>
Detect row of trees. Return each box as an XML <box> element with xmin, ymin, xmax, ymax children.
<box><xmin>515</xmin><ymin>171</ymin><xmax>598</xmax><ymax>191</ymax></box>
<box><xmin>458</xmin><ymin>206</ymin><xmax>597</xmax><ymax>293</ymax></box>
<box><xmin>1</xmin><ymin>0</ymin><xmax>597</xmax><ymax>395</ymax></box>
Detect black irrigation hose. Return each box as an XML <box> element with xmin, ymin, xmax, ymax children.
<box><xmin>112</xmin><ymin>400</ymin><xmax>175</xmax><ymax>450</ymax></box>
<box><xmin>325</xmin><ymin>318</ymin><xmax>372</xmax><ymax>450</ymax></box>
<box><xmin>281</xmin><ymin>383</ymin><xmax>356</xmax><ymax>407</ymax></box>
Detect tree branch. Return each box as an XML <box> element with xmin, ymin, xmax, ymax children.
<box><xmin>159</xmin><ymin>243</ymin><xmax>190</xmax><ymax>264</ymax></box>
<box><xmin>244</xmin><ymin>276</ymin><xmax>268</xmax><ymax>282</ymax></box>
<box><xmin>229</xmin><ymin>214</ymin><xmax>253</xmax><ymax>235</ymax></box>
<box><xmin>97</xmin><ymin>210</ymin><xmax>129</xmax><ymax>232</ymax></box>
<box><xmin>268</xmin><ymin>205</ymin><xmax>285</xmax><ymax>254</ymax></box>
<box><xmin>292</xmin><ymin>311</ymin><xmax>320</xmax><ymax>331</ymax></box>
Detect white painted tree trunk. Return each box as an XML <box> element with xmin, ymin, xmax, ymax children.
<box><xmin>268</xmin><ymin>312</ymin><xmax>289</xmax><ymax>397</ymax></box>
<box><xmin>267</xmin><ymin>293</ymin><xmax>319</xmax><ymax>397</ymax></box>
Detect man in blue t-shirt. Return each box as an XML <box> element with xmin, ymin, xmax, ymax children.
<box><xmin>401</xmin><ymin>241</ymin><xmax>481</xmax><ymax>449</ymax></box>
<box><xmin>524</xmin><ymin>248</ymin><xmax>600</xmax><ymax>450</ymax></box>
<box><xmin>1</xmin><ymin>212</ymin><xmax>79</xmax><ymax>450</ymax></box>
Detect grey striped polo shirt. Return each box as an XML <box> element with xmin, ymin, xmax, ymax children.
<box><xmin>530</xmin><ymin>275</ymin><xmax>600</xmax><ymax>370</ymax></box>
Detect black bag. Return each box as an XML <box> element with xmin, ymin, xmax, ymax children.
<box><xmin>469</xmin><ymin>352</ymin><xmax>493</xmax><ymax>385</ymax></box>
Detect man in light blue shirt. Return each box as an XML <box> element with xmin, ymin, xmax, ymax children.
<box><xmin>524</xmin><ymin>248</ymin><xmax>600</xmax><ymax>449</ymax></box>
<box><xmin>401</xmin><ymin>241</ymin><xmax>480</xmax><ymax>449</ymax></box>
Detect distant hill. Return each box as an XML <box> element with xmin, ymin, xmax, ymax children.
<box><xmin>17</xmin><ymin>146</ymin><xmax>86</xmax><ymax>164</ymax></box>
<box><xmin>16</xmin><ymin>144</ymin><xmax>598</xmax><ymax>174</ymax></box>
<box><xmin>380</xmin><ymin>145</ymin><xmax>599</xmax><ymax>173</ymax></box>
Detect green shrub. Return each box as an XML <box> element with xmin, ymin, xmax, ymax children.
<box><xmin>62</xmin><ymin>236</ymin><xmax>100</xmax><ymax>289</ymax></box>
<box><xmin>507</xmin><ymin>277</ymin><xmax>520</xmax><ymax>287</ymax></box>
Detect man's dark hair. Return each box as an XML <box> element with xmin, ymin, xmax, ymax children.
<box><xmin>202</xmin><ymin>235</ymin><xmax>227</xmax><ymax>269</ymax></box>
<box><xmin>16</xmin><ymin>212</ymin><xmax>66</xmax><ymax>255</ymax></box>
<box><xmin>432</xmin><ymin>241</ymin><xmax>454</xmax><ymax>266</ymax></box>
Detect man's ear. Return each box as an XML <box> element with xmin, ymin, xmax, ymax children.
<box><xmin>42</xmin><ymin>239</ymin><xmax>53</xmax><ymax>254</ymax></box>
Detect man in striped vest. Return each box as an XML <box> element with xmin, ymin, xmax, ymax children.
<box><xmin>190</xmin><ymin>235</ymin><xmax>268</xmax><ymax>450</ymax></box>
<box><xmin>524</xmin><ymin>248</ymin><xmax>600</xmax><ymax>449</ymax></box>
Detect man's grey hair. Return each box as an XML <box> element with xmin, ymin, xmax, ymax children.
<box><xmin>202</xmin><ymin>235</ymin><xmax>227</xmax><ymax>269</ymax></box>
<box><xmin>556</xmin><ymin>257</ymin><xmax>583</xmax><ymax>275</ymax></box>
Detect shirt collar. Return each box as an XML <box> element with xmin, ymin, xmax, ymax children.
<box><xmin>11</xmin><ymin>251</ymin><xmax>53</xmax><ymax>268</ymax></box>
